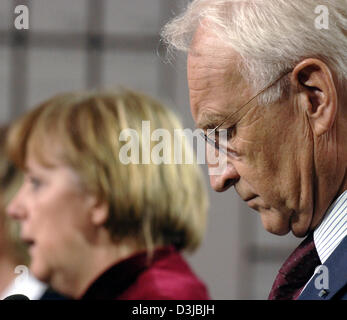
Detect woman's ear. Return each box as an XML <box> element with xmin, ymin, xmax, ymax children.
<box><xmin>291</xmin><ymin>58</ymin><xmax>337</xmax><ymax>136</ymax></box>
<box><xmin>87</xmin><ymin>195</ymin><xmax>109</xmax><ymax>227</ymax></box>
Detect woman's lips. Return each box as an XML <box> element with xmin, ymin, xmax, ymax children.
<box><xmin>21</xmin><ymin>237</ymin><xmax>35</xmax><ymax>248</ymax></box>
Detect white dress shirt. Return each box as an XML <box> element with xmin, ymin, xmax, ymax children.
<box><xmin>314</xmin><ymin>190</ymin><xmax>347</xmax><ymax>263</ymax></box>
<box><xmin>299</xmin><ymin>190</ymin><xmax>346</xmax><ymax>297</ymax></box>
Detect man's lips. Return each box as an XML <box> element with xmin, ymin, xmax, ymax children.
<box><xmin>247</xmin><ymin>198</ymin><xmax>259</xmax><ymax>210</ymax></box>
<box><xmin>243</xmin><ymin>195</ymin><xmax>261</xmax><ymax>211</ymax></box>
<box><xmin>243</xmin><ymin>195</ymin><xmax>257</xmax><ymax>202</ymax></box>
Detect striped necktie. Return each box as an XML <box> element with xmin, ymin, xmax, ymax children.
<box><xmin>268</xmin><ymin>232</ymin><xmax>321</xmax><ymax>300</ymax></box>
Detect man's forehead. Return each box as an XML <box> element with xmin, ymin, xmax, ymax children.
<box><xmin>188</xmin><ymin>25</ymin><xmax>246</xmax><ymax>87</ymax></box>
<box><xmin>189</xmin><ymin>22</ymin><xmax>254</xmax><ymax>130</ymax></box>
<box><xmin>189</xmin><ymin>22</ymin><xmax>232</xmax><ymax>58</ymax></box>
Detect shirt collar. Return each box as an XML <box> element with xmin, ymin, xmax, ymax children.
<box><xmin>314</xmin><ymin>190</ymin><xmax>347</xmax><ymax>264</ymax></box>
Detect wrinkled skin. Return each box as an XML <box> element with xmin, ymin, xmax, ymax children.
<box><xmin>188</xmin><ymin>25</ymin><xmax>347</xmax><ymax>237</ymax></box>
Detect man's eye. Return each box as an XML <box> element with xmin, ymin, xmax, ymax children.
<box><xmin>215</xmin><ymin>127</ymin><xmax>234</xmax><ymax>141</ymax></box>
<box><xmin>227</xmin><ymin>126</ymin><xmax>234</xmax><ymax>140</ymax></box>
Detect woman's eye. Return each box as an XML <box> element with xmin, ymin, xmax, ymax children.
<box><xmin>29</xmin><ymin>176</ymin><xmax>42</xmax><ymax>190</ymax></box>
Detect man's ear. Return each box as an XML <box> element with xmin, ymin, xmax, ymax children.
<box><xmin>291</xmin><ymin>58</ymin><xmax>337</xmax><ymax>136</ymax></box>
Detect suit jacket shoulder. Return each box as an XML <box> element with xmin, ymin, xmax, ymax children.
<box><xmin>298</xmin><ymin>236</ymin><xmax>347</xmax><ymax>300</ymax></box>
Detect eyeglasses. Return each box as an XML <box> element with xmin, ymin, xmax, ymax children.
<box><xmin>200</xmin><ymin>69</ymin><xmax>293</xmax><ymax>157</ymax></box>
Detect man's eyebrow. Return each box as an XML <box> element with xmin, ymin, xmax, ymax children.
<box><xmin>196</xmin><ymin>111</ymin><xmax>229</xmax><ymax>130</ymax></box>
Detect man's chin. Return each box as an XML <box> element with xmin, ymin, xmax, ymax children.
<box><xmin>259</xmin><ymin>208</ymin><xmax>311</xmax><ymax>238</ymax></box>
<box><xmin>290</xmin><ymin>217</ymin><xmax>311</xmax><ymax>238</ymax></box>
<box><xmin>258</xmin><ymin>207</ymin><xmax>291</xmax><ymax>236</ymax></box>
<box><xmin>263</xmin><ymin>223</ymin><xmax>290</xmax><ymax>236</ymax></box>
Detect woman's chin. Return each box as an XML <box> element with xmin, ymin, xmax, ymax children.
<box><xmin>30</xmin><ymin>262</ymin><xmax>49</xmax><ymax>284</ymax></box>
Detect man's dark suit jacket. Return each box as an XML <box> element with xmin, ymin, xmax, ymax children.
<box><xmin>298</xmin><ymin>236</ymin><xmax>347</xmax><ymax>300</ymax></box>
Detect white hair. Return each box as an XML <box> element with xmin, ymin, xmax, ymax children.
<box><xmin>161</xmin><ymin>0</ymin><xmax>347</xmax><ymax>105</ymax></box>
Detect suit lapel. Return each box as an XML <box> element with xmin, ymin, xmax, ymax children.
<box><xmin>298</xmin><ymin>236</ymin><xmax>347</xmax><ymax>300</ymax></box>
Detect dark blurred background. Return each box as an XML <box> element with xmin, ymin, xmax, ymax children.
<box><xmin>0</xmin><ymin>0</ymin><xmax>301</xmax><ymax>299</ymax></box>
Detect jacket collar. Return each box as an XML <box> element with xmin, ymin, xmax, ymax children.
<box><xmin>81</xmin><ymin>246</ymin><xmax>175</xmax><ymax>300</ymax></box>
<box><xmin>298</xmin><ymin>235</ymin><xmax>347</xmax><ymax>300</ymax></box>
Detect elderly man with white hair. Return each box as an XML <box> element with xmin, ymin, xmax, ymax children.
<box><xmin>162</xmin><ymin>0</ymin><xmax>346</xmax><ymax>300</ymax></box>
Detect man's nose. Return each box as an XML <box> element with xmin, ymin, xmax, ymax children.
<box><xmin>209</xmin><ymin>163</ymin><xmax>240</xmax><ymax>192</ymax></box>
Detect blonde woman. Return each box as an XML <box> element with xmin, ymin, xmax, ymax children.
<box><xmin>0</xmin><ymin>127</ymin><xmax>45</xmax><ymax>299</ymax></box>
<box><xmin>6</xmin><ymin>90</ymin><xmax>209</xmax><ymax>300</ymax></box>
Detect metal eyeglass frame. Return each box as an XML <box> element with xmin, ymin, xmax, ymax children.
<box><xmin>200</xmin><ymin>69</ymin><xmax>293</xmax><ymax>156</ymax></box>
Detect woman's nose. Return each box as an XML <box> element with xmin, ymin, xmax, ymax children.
<box><xmin>6</xmin><ymin>187</ymin><xmax>27</xmax><ymax>221</ymax></box>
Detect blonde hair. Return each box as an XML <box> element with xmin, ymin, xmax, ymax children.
<box><xmin>0</xmin><ymin>127</ymin><xmax>28</xmax><ymax>265</ymax></box>
<box><xmin>161</xmin><ymin>0</ymin><xmax>347</xmax><ymax>105</ymax></box>
<box><xmin>7</xmin><ymin>89</ymin><xmax>208</xmax><ymax>253</ymax></box>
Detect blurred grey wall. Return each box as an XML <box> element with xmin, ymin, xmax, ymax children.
<box><xmin>0</xmin><ymin>0</ymin><xmax>301</xmax><ymax>299</ymax></box>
